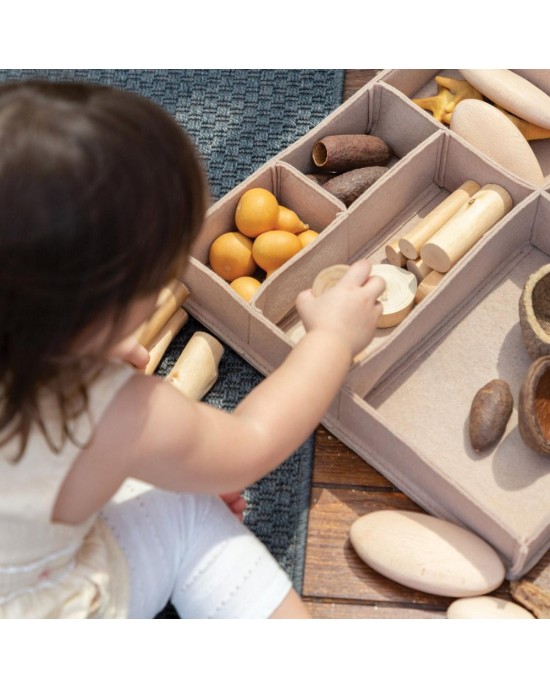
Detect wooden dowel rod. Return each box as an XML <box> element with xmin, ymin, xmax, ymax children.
<box><xmin>144</xmin><ymin>308</ymin><xmax>188</xmax><ymax>375</ymax></box>
<box><xmin>399</xmin><ymin>180</ymin><xmax>481</xmax><ymax>260</ymax></box>
<box><xmin>135</xmin><ymin>280</ymin><xmax>190</xmax><ymax>349</ymax></box>
<box><xmin>420</xmin><ymin>184</ymin><xmax>513</xmax><ymax>273</ymax></box>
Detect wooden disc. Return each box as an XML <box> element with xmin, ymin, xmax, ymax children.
<box><xmin>311</xmin><ymin>264</ymin><xmax>350</xmax><ymax>297</ymax></box>
<box><xmin>370</xmin><ymin>264</ymin><xmax>417</xmax><ymax>328</ymax></box>
<box><xmin>450</xmin><ymin>100</ymin><xmax>544</xmax><ymax>186</ymax></box>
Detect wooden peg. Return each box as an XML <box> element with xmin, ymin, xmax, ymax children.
<box><xmin>135</xmin><ymin>280</ymin><xmax>190</xmax><ymax>349</ymax></box>
<box><xmin>399</xmin><ymin>180</ymin><xmax>481</xmax><ymax>260</ymax></box>
<box><xmin>144</xmin><ymin>308</ymin><xmax>189</xmax><ymax>375</ymax></box>
<box><xmin>165</xmin><ymin>331</ymin><xmax>224</xmax><ymax>401</ymax></box>
<box><xmin>385</xmin><ymin>239</ymin><xmax>407</xmax><ymax>267</ymax></box>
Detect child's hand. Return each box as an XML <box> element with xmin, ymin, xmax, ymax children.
<box><xmin>295</xmin><ymin>260</ymin><xmax>386</xmax><ymax>358</ymax></box>
<box><xmin>220</xmin><ymin>491</ymin><xmax>247</xmax><ymax>522</ymax></box>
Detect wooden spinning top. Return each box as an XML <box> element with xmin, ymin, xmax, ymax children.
<box><xmin>311</xmin><ymin>263</ymin><xmax>417</xmax><ymax>329</ymax></box>
<box><xmin>519</xmin><ymin>264</ymin><xmax>550</xmax><ymax>359</ymax></box>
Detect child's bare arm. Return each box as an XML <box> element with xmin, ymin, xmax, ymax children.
<box><xmin>53</xmin><ymin>261</ymin><xmax>384</xmax><ymax>523</ymax></box>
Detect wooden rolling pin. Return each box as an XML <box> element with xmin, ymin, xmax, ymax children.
<box><xmin>165</xmin><ymin>331</ymin><xmax>224</xmax><ymax>401</ymax></box>
<box><xmin>420</xmin><ymin>184</ymin><xmax>513</xmax><ymax>274</ymax></box>
<box><xmin>144</xmin><ymin>308</ymin><xmax>188</xmax><ymax>375</ymax></box>
<box><xmin>135</xmin><ymin>279</ymin><xmax>190</xmax><ymax>349</ymax></box>
<box><xmin>398</xmin><ymin>180</ymin><xmax>481</xmax><ymax>260</ymax></box>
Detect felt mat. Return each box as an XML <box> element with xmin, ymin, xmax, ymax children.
<box><xmin>0</xmin><ymin>69</ymin><xmax>345</xmax><ymax>601</ymax></box>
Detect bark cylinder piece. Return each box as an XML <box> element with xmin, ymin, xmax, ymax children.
<box><xmin>420</xmin><ymin>184</ymin><xmax>513</xmax><ymax>273</ymax></box>
<box><xmin>518</xmin><ymin>355</ymin><xmax>550</xmax><ymax>456</ymax></box>
<box><xmin>519</xmin><ymin>264</ymin><xmax>550</xmax><ymax>359</ymax></box>
<box><xmin>165</xmin><ymin>331</ymin><xmax>224</xmax><ymax>401</ymax></box>
<box><xmin>398</xmin><ymin>180</ymin><xmax>481</xmax><ymax>260</ymax></box>
<box><xmin>321</xmin><ymin>166</ymin><xmax>387</xmax><ymax>206</ymax></box>
<box><xmin>312</xmin><ymin>134</ymin><xmax>392</xmax><ymax>173</ymax></box>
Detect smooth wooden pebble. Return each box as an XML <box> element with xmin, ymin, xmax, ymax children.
<box><xmin>459</xmin><ymin>69</ymin><xmax>550</xmax><ymax>130</ymax></box>
<box><xmin>447</xmin><ymin>596</ymin><xmax>535</xmax><ymax>619</ymax></box>
<box><xmin>349</xmin><ymin>510</ymin><xmax>506</xmax><ymax>597</ymax></box>
<box><xmin>450</xmin><ymin>100</ymin><xmax>544</xmax><ymax>186</ymax></box>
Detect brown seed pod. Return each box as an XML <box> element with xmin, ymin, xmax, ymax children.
<box><xmin>519</xmin><ymin>264</ymin><xmax>550</xmax><ymax>359</ymax></box>
<box><xmin>518</xmin><ymin>355</ymin><xmax>550</xmax><ymax>456</ymax></box>
<box><xmin>312</xmin><ymin>134</ymin><xmax>392</xmax><ymax>173</ymax></box>
<box><xmin>469</xmin><ymin>379</ymin><xmax>514</xmax><ymax>452</ymax></box>
<box><xmin>321</xmin><ymin>166</ymin><xmax>388</xmax><ymax>206</ymax></box>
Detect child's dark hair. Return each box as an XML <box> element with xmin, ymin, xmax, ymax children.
<box><xmin>0</xmin><ymin>80</ymin><xmax>208</xmax><ymax>460</ymax></box>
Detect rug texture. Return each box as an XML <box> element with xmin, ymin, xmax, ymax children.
<box><xmin>0</xmin><ymin>69</ymin><xmax>345</xmax><ymax>599</ymax></box>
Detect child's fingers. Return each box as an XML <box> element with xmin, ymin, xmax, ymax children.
<box><xmin>338</xmin><ymin>259</ymin><xmax>374</xmax><ymax>287</ymax></box>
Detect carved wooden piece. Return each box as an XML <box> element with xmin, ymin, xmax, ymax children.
<box><xmin>165</xmin><ymin>331</ymin><xmax>224</xmax><ymax>401</ymax></box>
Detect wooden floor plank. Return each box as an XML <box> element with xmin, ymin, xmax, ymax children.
<box><xmin>304</xmin><ymin>600</ymin><xmax>447</xmax><ymax>619</ymax></box>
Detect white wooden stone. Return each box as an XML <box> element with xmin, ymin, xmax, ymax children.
<box><xmin>349</xmin><ymin>510</ymin><xmax>506</xmax><ymax>597</ymax></box>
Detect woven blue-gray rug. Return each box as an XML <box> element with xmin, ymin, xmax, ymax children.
<box><xmin>0</xmin><ymin>69</ymin><xmax>345</xmax><ymax>609</ymax></box>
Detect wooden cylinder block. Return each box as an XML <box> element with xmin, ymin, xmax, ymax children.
<box><xmin>406</xmin><ymin>257</ymin><xmax>431</xmax><ymax>284</ymax></box>
<box><xmin>414</xmin><ymin>270</ymin><xmax>445</xmax><ymax>304</ymax></box>
<box><xmin>385</xmin><ymin>239</ymin><xmax>407</xmax><ymax>267</ymax></box>
<box><xmin>398</xmin><ymin>180</ymin><xmax>481</xmax><ymax>260</ymax></box>
<box><xmin>165</xmin><ymin>331</ymin><xmax>224</xmax><ymax>401</ymax></box>
<box><xmin>420</xmin><ymin>184</ymin><xmax>513</xmax><ymax>273</ymax></box>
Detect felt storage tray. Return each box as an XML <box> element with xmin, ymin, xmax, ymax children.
<box><xmin>253</xmin><ymin>131</ymin><xmax>533</xmax><ymax>371</ymax></box>
<box><xmin>378</xmin><ymin>69</ymin><xmax>550</xmax><ymax>185</ymax></box>
<box><xmin>182</xmin><ymin>70</ymin><xmax>550</xmax><ymax>580</ymax></box>
<box><xmin>325</xmin><ymin>192</ymin><xmax>550</xmax><ymax>579</ymax></box>
<box><xmin>278</xmin><ymin>81</ymin><xmax>442</xmax><ymax>193</ymax></box>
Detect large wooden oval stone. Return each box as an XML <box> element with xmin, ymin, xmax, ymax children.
<box><xmin>349</xmin><ymin>510</ymin><xmax>506</xmax><ymax>597</ymax></box>
<box><xmin>450</xmin><ymin>99</ymin><xmax>544</xmax><ymax>186</ymax></box>
<box><xmin>447</xmin><ymin>595</ymin><xmax>535</xmax><ymax>619</ymax></box>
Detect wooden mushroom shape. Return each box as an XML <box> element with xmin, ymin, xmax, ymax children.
<box><xmin>519</xmin><ymin>264</ymin><xmax>550</xmax><ymax>359</ymax></box>
<box><xmin>518</xmin><ymin>355</ymin><xmax>550</xmax><ymax>456</ymax></box>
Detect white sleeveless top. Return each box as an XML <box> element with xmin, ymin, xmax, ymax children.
<box><xmin>0</xmin><ymin>362</ymin><xmax>135</xmax><ymax>618</ymax></box>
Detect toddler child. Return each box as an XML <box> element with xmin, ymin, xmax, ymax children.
<box><xmin>0</xmin><ymin>79</ymin><xmax>385</xmax><ymax>618</ymax></box>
